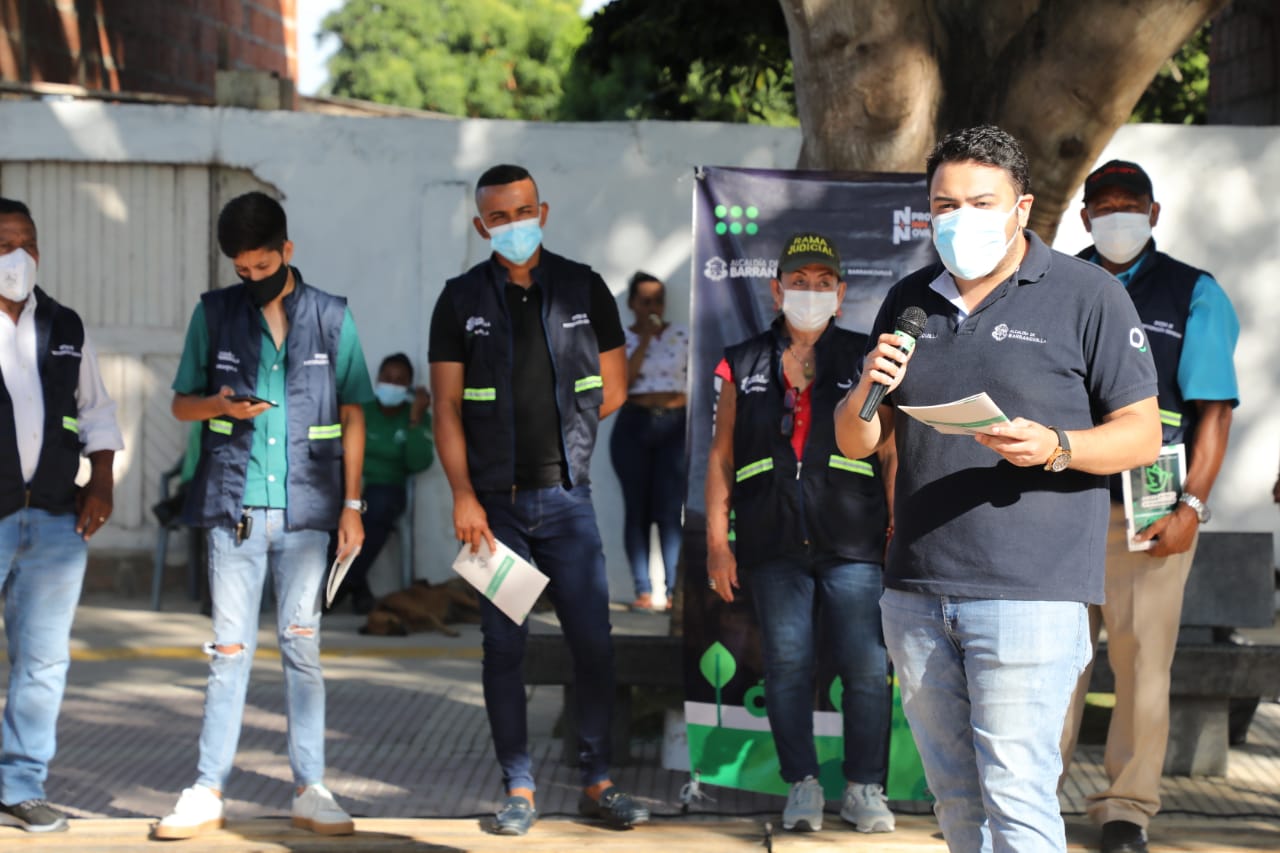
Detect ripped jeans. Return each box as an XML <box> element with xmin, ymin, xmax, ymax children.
<box><xmin>196</xmin><ymin>509</ymin><xmax>328</xmax><ymax>791</ymax></box>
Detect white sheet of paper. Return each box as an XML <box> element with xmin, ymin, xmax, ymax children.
<box><xmin>324</xmin><ymin>545</ymin><xmax>362</xmax><ymax>607</ymax></box>
<box><xmin>452</xmin><ymin>538</ymin><xmax>550</xmax><ymax>625</ymax></box>
<box><xmin>898</xmin><ymin>392</ymin><xmax>1011</xmax><ymax>436</ymax></box>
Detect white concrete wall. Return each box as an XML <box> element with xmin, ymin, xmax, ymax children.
<box><xmin>0</xmin><ymin>103</ymin><xmax>1275</xmax><ymax>599</ymax></box>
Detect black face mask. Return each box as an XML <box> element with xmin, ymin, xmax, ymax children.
<box><xmin>240</xmin><ymin>263</ymin><xmax>290</xmax><ymax>308</ymax></box>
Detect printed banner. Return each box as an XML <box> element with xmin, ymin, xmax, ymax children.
<box><xmin>683</xmin><ymin>166</ymin><xmax>936</xmax><ymax>802</ymax></box>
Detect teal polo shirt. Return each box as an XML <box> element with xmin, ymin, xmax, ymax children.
<box><xmin>172</xmin><ymin>296</ymin><xmax>374</xmax><ymax>508</ymax></box>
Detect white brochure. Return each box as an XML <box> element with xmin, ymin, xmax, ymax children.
<box><xmin>324</xmin><ymin>545</ymin><xmax>362</xmax><ymax>608</ymax></box>
<box><xmin>1120</xmin><ymin>443</ymin><xmax>1187</xmax><ymax>552</ymax></box>
<box><xmin>451</xmin><ymin>538</ymin><xmax>550</xmax><ymax>624</ymax></box>
<box><xmin>898</xmin><ymin>392</ymin><xmax>1011</xmax><ymax>436</ymax></box>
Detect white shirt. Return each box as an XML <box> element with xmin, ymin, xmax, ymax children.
<box><xmin>624</xmin><ymin>322</ymin><xmax>690</xmax><ymax>395</ymax></box>
<box><xmin>0</xmin><ymin>294</ymin><xmax>124</xmax><ymax>482</ymax></box>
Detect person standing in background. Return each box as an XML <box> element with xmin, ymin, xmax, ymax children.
<box><xmin>610</xmin><ymin>272</ymin><xmax>688</xmax><ymax>611</ymax></box>
<box><xmin>329</xmin><ymin>352</ymin><xmax>434</xmax><ymax>614</ymax></box>
<box><xmin>0</xmin><ymin>197</ymin><xmax>123</xmax><ymax>833</ymax></box>
<box><xmin>1059</xmin><ymin>160</ymin><xmax>1239</xmax><ymax>853</ymax></box>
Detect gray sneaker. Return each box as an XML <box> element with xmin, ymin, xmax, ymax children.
<box><xmin>0</xmin><ymin>799</ymin><xmax>69</xmax><ymax>833</ymax></box>
<box><xmin>782</xmin><ymin>776</ymin><xmax>823</xmax><ymax>832</ymax></box>
<box><xmin>840</xmin><ymin>782</ymin><xmax>895</xmax><ymax>833</ymax></box>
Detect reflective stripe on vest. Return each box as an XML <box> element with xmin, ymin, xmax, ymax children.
<box><xmin>1159</xmin><ymin>408</ymin><xmax>1183</xmax><ymax>428</ymax></box>
<box><xmin>308</xmin><ymin>423</ymin><xmax>343</xmax><ymax>440</ymax></box>
<box><xmin>828</xmin><ymin>455</ymin><xmax>874</xmax><ymax>477</ymax></box>
<box><xmin>209</xmin><ymin>419</ymin><xmax>232</xmax><ymax>436</ymax></box>
<box><xmin>62</xmin><ymin>416</ymin><xmax>78</xmax><ymax>433</ymax></box>
<box><xmin>463</xmin><ymin>387</ymin><xmax>497</xmax><ymax>401</ymax></box>
<box><xmin>574</xmin><ymin>375</ymin><xmax>603</xmax><ymax>393</ymax></box>
<box><xmin>735</xmin><ymin>458</ymin><xmax>774</xmax><ymax>483</ymax></box>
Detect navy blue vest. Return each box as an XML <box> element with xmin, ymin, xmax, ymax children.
<box><xmin>0</xmin><ymin>288</ymin><xmax>85</xmax><ymax>519</ymax></box>
<box><xmin>444</xmin><ymin>250</ymin><xmax>604</xmax><ymax>491</ymax></box>
<box><xmin>1082</xmin><ymin>244</ymin><xmax>1201</xmax><ymax>499</ymax></box>
<box><xmin>183</xmin><ymin>273</ymin><xmax>347</xmax><ymax>530</ymax></box>
<box><xmin>726</xmin><ymin>319</ymin><xmax>888</xmax><ymax>569</ymax></box>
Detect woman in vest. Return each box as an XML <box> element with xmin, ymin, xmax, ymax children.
<box><xmin>705</xmin><ymin>232</ymin><xmax>896</xmax><ymax>835</ymax></box>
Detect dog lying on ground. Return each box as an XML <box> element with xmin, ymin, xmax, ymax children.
<box><xmin>359</xmin><ymin>578</ymin><xmax>482</xmax><ymax>637</ymax></box>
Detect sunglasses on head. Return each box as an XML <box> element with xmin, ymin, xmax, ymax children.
<box><xmin>781</xmin><ymin>386</ymin><xmax>798</xmax><ymax>437</ymax></box>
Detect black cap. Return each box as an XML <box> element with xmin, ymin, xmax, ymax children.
<box><xmin>777</xmin><ymin>232</ymin><xmax>841</xmax><ymax>276</ymax></box>
<box><xmin>1083</xmin><ymin>160</ymin><xmax>1154</xmax><ymax>204</ymax></box>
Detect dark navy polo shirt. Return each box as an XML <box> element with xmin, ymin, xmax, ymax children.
<box><xmin>868</xmin><ymin>231</ymin><xmax>1158</xmax><ymax>604</ymax></box>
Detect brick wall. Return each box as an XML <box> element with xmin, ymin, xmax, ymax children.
<box><xmin>1209</xmin><ymin>2</ymin><xmax>1279</xmax><ymax>124</ymax></box>
<box><xmin>0</xmin><ymin>0</ymin><xmax>296</xmax><ymax>101</ymax></box>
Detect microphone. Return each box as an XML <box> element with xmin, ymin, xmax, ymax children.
<box><xmin>859</xmin><ymin>306</ymin><xmax>927</xmax><ymax>421</ymax></box>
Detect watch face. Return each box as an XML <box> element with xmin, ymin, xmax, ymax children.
<box><xmin>1050</xmin><ymin>453</ymin><xmax>1071</xmax><ymax>472</ymax></box>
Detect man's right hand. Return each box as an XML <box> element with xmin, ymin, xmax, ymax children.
<box><xmin>216</xmin><ymin>386</ymin><xmax>273</xmax><ymax>420</ymax></box>
<box><xmin>454</xmin><ymin>491</ymin><xmax>497</xmax><ymax>554</ymax></box>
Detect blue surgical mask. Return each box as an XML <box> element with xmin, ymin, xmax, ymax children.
<box><xmin>374</xmin><ymin>382</ymin><xmax>410</xmax><ymax>407</ymax></box>
<box><xmin>488</xmin><ymin>218</ymin><xmax>543</xmax><ymax>265</ymax></box>
<box><xmin>931</xmin><ymin>203</ymin><xmax>1020</xmax><ymax>281</ymax></box>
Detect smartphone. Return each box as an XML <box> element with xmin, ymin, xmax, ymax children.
<box><xmin>228</xmin><ymin>394</ymin><xmax>276</xmax><ymax>407</ymax></box>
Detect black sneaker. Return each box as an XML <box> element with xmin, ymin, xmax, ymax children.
<box><xmin>1100</xmin><ymin>819</ymin><xmax>1148</xmax><ymax>853</ymax></box>
<box><xmin>577</xmin><ymin>787</ymin><xmax>650</xmax><ymax>829</ymax></box>
<box><xmin>1</xmin><ymin>799</ymin><xmax>69</xmax><ymax>833</ymax></box>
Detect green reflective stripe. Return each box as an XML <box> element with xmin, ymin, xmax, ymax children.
<box><xmin>209</xmin><ymin>419</ymin><xmax>232</xmax><ymax>436</ymax></box>
<box><xmin>61</xmin><ymin>416</ymin><xmax>78</xmax><ymax>433</ymax></box>
<box><xmin>463</xmin><ymin>387</ymin><xmax>497</xmax><ymax>402</ymax></box>
<box><xmin>1159</xmin><ymin>409</ymin><xmax>1183</xmax><ymax>427</ymax></box>
<box><xmin>735</xmin><ymin>458</ymin><xmax>774</xmax><ymax>483</ymax></box>
<box><xmin>574</xmin><ymin>375</ymin><xmax>603</xmax><ymax>393</ymax></box>
<box><xmin>828</xmin><ymin>455</ymin><xmax>874</xmax><ymax>477</ymax></box>
<box><xmin>308</xmin><ymin>424</ymin><xmax>343</xmax><ymax>440</ymax></box>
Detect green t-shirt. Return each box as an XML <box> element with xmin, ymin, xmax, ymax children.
<box><xmin>172</xmin><ymin>296</ymin><xmax>375</xmax><ymax>507</ymax></box>
<box><xmin>361</xmin><ymin>400</ymin><xmax>434</xmax><ymax>487</ymax></box>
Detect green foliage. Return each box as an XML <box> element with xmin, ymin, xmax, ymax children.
<box><xmin>558</xmin><ymin>0</ymin><xmax>797</xmax><ymax>125</ymax></box>
<box><xmin>1130</xmin><ymin>24</ymin><xmax>1210</xmax><ymax>125</ymax></box>
<box><xmin>321</xmin><ymin>0</ymin><xmax>586</xmax><ymax>120</ymax></box>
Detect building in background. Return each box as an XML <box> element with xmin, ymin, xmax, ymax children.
<box><xmin>0</xmin><ymin>0</ymin><xmax>296</xmax><ymax>102</ymax></box>
<box><xmin>1210</xmin><ymin>1</ymin><xmax>1279</xmax><ymax>124</ymax></box>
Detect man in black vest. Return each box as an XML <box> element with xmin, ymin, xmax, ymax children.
<box><xmin>156</xmin><ymin>192</ymin><xmax>373</xmax><ymax>840</ymax></box>
<box><xmin>0</xmin><ymin>198</ymin><xmax>123</xmax><ymax>833</ymax></box>
<box><xmin>1059</xmin><ymin>160</ymin><xmax>1239</xmax><ymax>853</ymax></box>
<box><xmin>429</xmin><ymin>164</ymin><xmax>642</xmax><ymax>835</ymax></box>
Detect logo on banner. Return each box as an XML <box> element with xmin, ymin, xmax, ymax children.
<box><xmin>704</xmin><ymin>257</ymin><xmax>729</xmax><ymax>281</ymax></box>
<box><xmin>714</xmin><ymin>203</ymin><xmax>760</xmax><ymax>236</ymax></box>
<box><xmin>892</xmin><ymin>206</ymin><xmax>932</xmax><ymax>245</ymax></box>
<box><xmin>704</xmin><ymin>256</ymin><xmax>778</xmax><ymax>281</ymax></box>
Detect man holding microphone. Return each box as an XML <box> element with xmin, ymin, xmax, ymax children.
<box><xmin>835</xmin><ymin>125</ymin><xmax>1161</xmax><ymax>852</ymax></box>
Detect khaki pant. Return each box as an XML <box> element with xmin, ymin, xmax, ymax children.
<box><xmin>1060</xmin><ymin>503</ymin><xmax>1197</xmax><ymax>828</ymax></box>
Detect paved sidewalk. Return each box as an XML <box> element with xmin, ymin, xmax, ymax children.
<box><xmin>0</xmin><ymin>593</ymin><xmax>1277</xmax><ymax>850</ymax></box>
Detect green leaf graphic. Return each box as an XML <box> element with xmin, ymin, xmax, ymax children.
<box><xmin>700</xmin><ymin>641</ymin><xmax>737</xmax><ymax>688</ymax></box>
<box><xmin>1144</xmin><ymin>462</ymin><xmax>1173</xmax><ymax>494</ymax></box>
<box><xmin>828</xmin><ymin>676</ymin><xmax>843</xmax><ymax>712</ymax></box>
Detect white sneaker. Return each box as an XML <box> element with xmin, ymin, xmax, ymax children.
<box><xmin>840</xmin><ymin>781</ymin><xmax>895</xmax><ymax>833</ymax></box>
<box><xmin>153</xmin><ymin>785</ymin><xmax>225</xmax><ymax>840</ymax></box>
<box><xmin>782</xmin><ymin>775</ymin><xmax>824</xmax><ymax>831</ymax></box>
<box><xmin>291</xmin><ymin>784</ymin><xmax>354</xmax><ymax>836</ymax></box>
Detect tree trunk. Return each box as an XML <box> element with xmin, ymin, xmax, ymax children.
<box><xmin>782</xmin><ymin>0</ymin><xmax>1230</xmax><ymax>241</ymax></box>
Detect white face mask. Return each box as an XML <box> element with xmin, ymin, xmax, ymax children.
<box><xmin>931</xmin><ymin>203</ymin><xmax>1020</xmax><ymax>281</ymax></box>
<box><xmin>0</xmin><ymin>248</ymin><xmax>37</xmax><ymax>302</ymax></box>
<box><xmin>1089</xmin><ymin>211</ymin><xmax>1152</xmax><ymax>265</ymax></box>
<box><xmin>781</xmin><ymin>289</ymin><xmax>839</xmax><ymax>332</ymax></box>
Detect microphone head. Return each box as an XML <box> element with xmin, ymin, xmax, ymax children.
<box><xmin>896</xmin><ymin>306</ymin><xmax>928</xmax><ymax>338</ymax></box>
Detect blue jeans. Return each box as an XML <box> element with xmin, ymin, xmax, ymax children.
<box><xmin>880</xmin><ymin>589</ymin><xmax>1091</xmax><ymax>853</ymax></box>
<box><xmin>477</xmin><ymin>484</ymin><xmax>614</xmax><ymax>791</ymax></box>
<box><xmin>745</xmin><ymin>557</ymin><xmax>889</xmax><ymax>784</ymax></box>
<box><xmin>0</xmin><ymin>509</ymin><xmax>86</xmax><ymax>804</ymax></box>
<box><xmin>196</xmin><ymin>509</ymin><xmax>329</xmax><ymax>791</ymax></box>
<box><xmin>608</xmin><ymin>404</ymin><xmax>686</xmax><ymax>597</ymax></box>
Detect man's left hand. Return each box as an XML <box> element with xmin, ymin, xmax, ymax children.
<box><xmin>75</xmin><ymin>475</ymin><xmax>113</xmax><ymax>540</ymax></box>
<box><xmin>336</xmin><ymin>507</ymin><xmax>365</xmax><ymax>559</ymax></box>
<box><xmin>975</xmin><ymin>418</ymin><xmax>1058</xmax><ymax>467</ymax></box>
<box><xmin>1134</xmin><ymin>503</ymin><xmax>1198</xmax><ymax>557</ymax></box>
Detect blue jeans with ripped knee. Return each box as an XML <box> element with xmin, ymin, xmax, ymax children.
<box><xmin>196</xmin><ymin>509</ymin><xmax>329</xmax><ymax>791</ymax></box>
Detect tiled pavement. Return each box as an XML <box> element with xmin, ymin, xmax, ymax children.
<box><xmin>5</xmin><ymin>595</ymin><xmax>1280</xmax><ymax>849</ymax></box>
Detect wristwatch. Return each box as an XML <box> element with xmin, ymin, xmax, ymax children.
<box><xmin>1043</xmin><ymin>426</ymin><xmax>1072</xmax><ymax>473</ymax></box>
<box><xmin>1178</xmin><ymin>492</ymin><xmax>1211</xmax><ymax>524</ymax></box>
<box><xmin>343</xmin><ymin>499</ymin><xmax>367</xmax><ymax>513</ymax></box>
